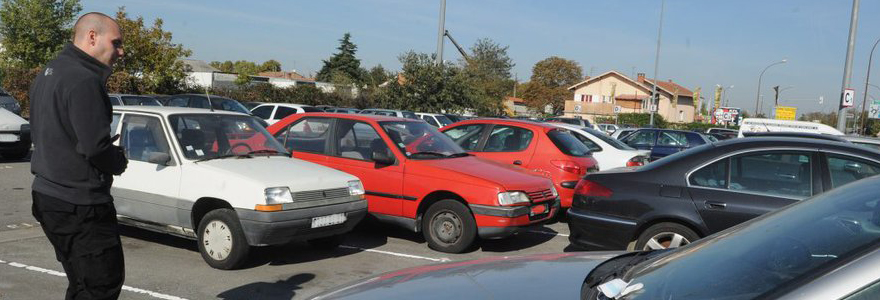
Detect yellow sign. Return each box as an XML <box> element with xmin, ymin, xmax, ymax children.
<box><xmin>775</xmin><ymin>106</ymin><xmax>797</xmax><ymax>120</ymax></box>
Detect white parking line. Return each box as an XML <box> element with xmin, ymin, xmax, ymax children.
<box><xmin>339</xmin><ymin>245</ymin><xmax>451</xmax><ymax>262</ymax></box>
<box><xmin>1</xmin><ymin>259</ymin><xmax>188</xmax><ymax>300</ymax></box>
<box><xmin>526</xmin><ymin>229</ymin><xmax>570</xmax><ymax>237</ymax></box>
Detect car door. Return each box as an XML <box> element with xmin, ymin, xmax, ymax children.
<box><xmin>323</xmin><ymin>118</ymin><xmax>405</xmax><ymax>216</ymax></box>
<box><xmin>274</xmin><ymin>117</ymin><xmax>333</xmax><ymax>164</ymax></box>
<box><xmin>442</xmin><ymin>123</ymin><xmax>487</xmax><ymax>152</ymax></box>
<box><xmin>653</xmin><ymin>131</ymin><xmax>689</xmax><ymax>159</ymax></box>
<box><xmin>469</xmin><ymin>124</ymin><xmax>537</xmax><ymax>168</ymax></box>
<box><xmin>688</xmin><ymin>150</ymin><xmax>817</xmax><ymax>233</ymax></box>
<box><xmin>112</xmin><ymin>113</ymin><xmax>183</xmax><ymax>226</ymax></box>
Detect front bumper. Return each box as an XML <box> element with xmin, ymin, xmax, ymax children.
<box><xmin>0</xmin><ymin>127</ymin><xmax>30</xmax><ymax>153</ymax></box>
<box><xmin>236</xmin><ymin>199</ymin><xmax>368</xmax><ymax>246</ymax></box>
<box><xmin>469</xmin><ymin>198</ymin><xmax>560</xmax><ymax>239</ymax></box>
<box><xmin>567</xmin><ymin>209</ymin><xmax>638</xmax><ymax>250</ymax></box>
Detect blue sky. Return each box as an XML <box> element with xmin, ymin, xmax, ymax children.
<box><xmin>81</xmin><ymin>0</ymin><xmax>880</xmax><ymax>117</ymax></box>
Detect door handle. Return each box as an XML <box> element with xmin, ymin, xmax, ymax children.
<box><xmin>705</xmin><ymin>201</ymin><xmax>727</xmax><ymax>209</ymax></box>
<box><xmin>513</xmin><ymin>160</ymin><xmax>523</xmax><ymax>165</ymax></box>
<box><xmin>775</xmin><ymin>173</ymin><xmax>796</xmax><ymax>180</ymax></box>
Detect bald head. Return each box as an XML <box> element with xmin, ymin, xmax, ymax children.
<box><xmin>72</xmin><ymin>12</ymin><xmax>124</xmax><ymax>67</ymax></box>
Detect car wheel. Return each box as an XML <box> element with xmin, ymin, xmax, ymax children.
<box><xmin>197</xmin><ymin>209</ymin><xmax>250</xmax><ymax>270</ymax></box>
<box><xmin>422</xmin><ymin>200</ymin><xmax>477</xmax><ymax>253</ymax></box>
<box><xmin>308</xmin><ymin>235</ymin><xmax>344</xmax><ymax>250</ymax></box>
<box><xmin>634</xmin><ymin>222</ymin><xmax>699</xmax><ymax>251</ymax></box>
<box><xmin>1</xmin><ymin>149</ymin><xmax>28</xmax><ymax>160</ymax></box>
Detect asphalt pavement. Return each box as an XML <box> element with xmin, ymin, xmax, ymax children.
<box><xmin>0</xmin><ymin>156</ymin><xmax>581</xmax><ymax>300</ymax></box>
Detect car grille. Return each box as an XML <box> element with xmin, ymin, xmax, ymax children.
<box><xmin>293</xmin><ymin>187</ymin><xmax>350</xmax><ymax>202</ymax></box>
<box><xmin>526</xmin><ymin>189</ymin><xmax>555</xmax><ymax>202</ymax></box>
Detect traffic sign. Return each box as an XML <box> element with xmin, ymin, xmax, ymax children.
<box><xmin>613</xmin><ymin>106</ymin><xmax>621</xmax><ymax>114</ymax></box>
<box><xmin>842</xmin><ymin>88</ymin><xmax>855</xmax><ymax>107</ymax></box>
<box><xmin>574</xmin><ymin>104</ymin><xmax>581</xmax><ymax>112</ymax></box>
<box><xmin>870</xmin><ymin>100</ymin><xmax>880</xmax><ymax>119</ymax></box>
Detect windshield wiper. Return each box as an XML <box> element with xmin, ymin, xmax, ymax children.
<box><xmin>194</xmin><ymin>154</ymin><xmax>248</xmax><ymax>162</ymax></box>
<box><xmin>446</xmin><ymin>152</ymin><xmax>471</xmax><ymax>158</ymax></box>
<box><xmin>409</xmin><ymin>151</ymin><xmax>449</xmax><ymax>159</ymax></box>
<box><xmin>246</xmin><ymin>149</ymin><xmax>288</xmax><ymax>157</ymax></box>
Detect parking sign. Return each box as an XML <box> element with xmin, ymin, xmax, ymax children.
<box><xmin>842</xmin><ymin>88</ymin><xmax>855</xmax><ymax>107</ymax></box>
<box><xmin>870</xmin><ymin>100</ymin><xmax>880</xmax><ymax>119</ymax></box>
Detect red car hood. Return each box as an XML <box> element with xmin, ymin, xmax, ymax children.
<box><xmin>408</xmin><ymin>156</ymin><xmax>553</xmax><ymax>192</ymax></box>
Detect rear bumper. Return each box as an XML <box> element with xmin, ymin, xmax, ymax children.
<box><xmin>237</xmin><ymin>199</ymin><xmax>368</xmax><ymax>246</ymax></box>
<box><xmin>567</xmin><ymin>209</ymin><xmax>638</xmax><ymax>250</ymax></box>
<box><xmin>470</xmin><ymin>198</ymin><xmax>560</xmax><ymax>239</ymax></box>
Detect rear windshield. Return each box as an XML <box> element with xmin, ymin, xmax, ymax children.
<box><xmin>122</xmin><ymin>96</ymin><xmax>161</xmax><ymax>106</ymax></box>
<box><xmin>547</xmin><ymin>129</ymin><xmax>591</xmax><ymax>157</ymax></box>
<box><xmin>301</xmin><ymin>106</ymin><xmax>324</xmax><ymax>113</ymax></box>
<box><xmin>402</xmin><ymin>111</ymin><xmax>419</xmax><ymax>119</ymax></box>
<box><xmin>584</xmin><ymin>128</ymin><xmax>634</xmax><ymax>150</ymax></box>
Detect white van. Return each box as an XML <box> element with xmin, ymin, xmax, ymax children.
<box><xmin>738</xmin><ymin>118</ymin><xmax>843</xmax><ymax>137</ymax></box>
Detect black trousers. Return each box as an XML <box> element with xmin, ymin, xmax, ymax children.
<box><xmin>32</xmin><ymin>191</ymin><xmax>125</xmax><ymax>300</ymax></box>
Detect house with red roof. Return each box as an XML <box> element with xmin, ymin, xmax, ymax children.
<box><xmin>565</xmin><ymin>71</ymin><xmax>696</xmax><ymax>123</ymax></box>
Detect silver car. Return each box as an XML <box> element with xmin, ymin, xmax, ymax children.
<box><xmin>311</xmin><ymin>175</ymin><xmax>880</xmax><ymax>300</ymax></box>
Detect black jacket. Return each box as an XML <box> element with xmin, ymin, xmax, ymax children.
<box><xmin>29</xmin><ymin>44</ymin><xmax>127</xmax><ymax>205</ymax></box>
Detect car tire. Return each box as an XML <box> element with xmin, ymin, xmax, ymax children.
<box><xmin>422</xmin><ymin>200</ymin><xmax>477</xmax><ymax>253</ymax></box>
<box><xmin>634</xmin><ymin>222</ymin><xmax>699</xmax><ymax>251</ymax></box>
<box><xmin>308</xmin><ymin>235</ymin><xmax>344</xmax><ymax>250</ymax></box>
<box><xmin>197</xmin><ymin>209</ymin><xmax>250</xmax><ymax>270</ymax></box>
<box><xmin>1</xmin><ymin>149</ymin><xmax>28</xmax><ymax>160</ymax></box>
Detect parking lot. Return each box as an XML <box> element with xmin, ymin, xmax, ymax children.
<box><xmin>0</xmin><ymin>157</ymin><xmax>576</xmax><ymax>300</ymax></box>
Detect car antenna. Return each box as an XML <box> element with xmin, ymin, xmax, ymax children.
<box><xmin>204</xmin><ymin>86</ymin><xmax>215</xmax><ymax>112</ymax></box>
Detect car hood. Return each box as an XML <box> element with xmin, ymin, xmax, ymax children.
<box><xmin>191</xmin><ymin>156</ymin><xmax>359</xmax><ymax>191</ymax></box>
<box><xmin>0</xmin><ymin>107</ymin><xmax>27</xmax><ymax>129</ymax></box>
<box><xmin>309</xmin><ymin>252</ymin><xmax>622</xmax><ymax>300</ymax></box>
<box><xmin>411</xmin><ymin>156</ymin><xmax>553</xmax><ymax>191</ymax></box>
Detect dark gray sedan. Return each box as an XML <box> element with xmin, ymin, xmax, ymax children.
<box><xmin>312</xmin><ymin>175</ymin><xmax>880</xmax><ymax>299</ymax></box>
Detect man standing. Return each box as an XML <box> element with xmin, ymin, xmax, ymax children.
<box><xmin>29</xmin><ymin>12</ymin><xmax>128</xmax><ymax>300</ymax></box>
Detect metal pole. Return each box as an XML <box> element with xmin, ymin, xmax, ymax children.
<box><xmin>837</xmin><ymin>0</ymin><xmax>859</xmax><ymax>132</ymax></box>
<box><xmin>435</xmin><ymin>0</ymin><xmax>446</xmax><ymax>65</ymax></box>
<box><xmin>649</xmin><ymin>0</ymin><xmax>664</xmax><ymax>127</ymax></box>
<box><xmin>755</xmin><ymin>60</ymin><xmax>786</xmax><ymax>116</ymax></box>
<box><xmin>859</xmin><ymin>37</ymin><xmax>880</xmax><ymax>135</ymax></box>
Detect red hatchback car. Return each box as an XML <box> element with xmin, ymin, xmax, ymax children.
<box><xmin>441</xmin><ymin>119</ymin><xmax>599</xmax><ymax>208</ymax></box>
<box><xmin>266</xmin><ymin>113</ymin><xmax>560</xmax><ymax>253</ymax></box>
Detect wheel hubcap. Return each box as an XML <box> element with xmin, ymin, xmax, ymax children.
<box><xmin>432</xmin><ymin>211</ymin><xmax>462</xmax><ymax>244</ymax></box>
<box><xmin>203</xmin><ymin>220</ymin><xmax>233</xmax><ymax>261</ymax></box>
<box><xmin>643</xmin><ymin>232</ymin><xmax>689</xmax><ymax>250</ymax></box>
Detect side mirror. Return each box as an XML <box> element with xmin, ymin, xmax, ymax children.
<box><xmin>147</xmin><ymin>152</ymin><xmax>172</xmax><ymax>166</ymax></box>
<box><xmin>372</xmin><ymin>148</ymin><xmax>396</xmax><ymax>165</ymax></box>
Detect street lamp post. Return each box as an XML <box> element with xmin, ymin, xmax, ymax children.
<box><xmin>858</xmin><ymin>37</ymin><xmax>880</xmax><ymax>135</ymax></box>
<box><xmin>755</xmin><ymin>59</ymin><xmax>787</xmax><ymax>116</ymax></box>
<box><xmin>723</xmin><ymin>85</ymin><xmax>734</xmax><ymax>106</ymax></box>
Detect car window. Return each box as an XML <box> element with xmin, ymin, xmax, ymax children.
<box><xmin>422</xmin><ymin>115</ymin><xmax>439</xmax><ymax>127</ymax></box>
<box><xmin>213</xmin><ymin>98</ymin><xmax>249</xmax><ymax>114</ymax></box>
<box><xmin>434</xmin><ymin>115</ymin><xmax>453</xmax><ymax>127</ymax></box>
<box><xmin>170</xmin><ymin>114</ymin><xmax>287</xmax><ymax>160</ymax></box>
<box><xmin>585</xmin><ymin>128</ymin><xmax>634</xmax><ymax>150</ymax></box>
<box><xmin>845</xmin><ymin>280</ymin><xmax>880</xmax><ymax>300</ymax></box>
<box><xmin>657</xmin><ymin>131</ymin><xmax>689</xmax><ymax>147</ymax></box>
<box><xmin>109</xmin><ymin>96</ymin><xmax>122</xmax><ymax>106</ymax></box>
<box><xmin>301</xmin><ymin>106</ymin><xmax>323</xmax><ymax>113</ymax></box>
<box><xmin>190</xmin><ymin>97</ymin><xmax>210</xmax><ymax>109</ymax></box>
<box><xmin>402</xmin><ymin>111</ymin><xmax>419</xmax><ymax>119</ymax></box>
<box><xmin>626</xmin><ymin>130</ymin><xmax>657</xmax><ymax>146</ymax></box>
<box><xmin>689</xmin><ymin>159</ymin><xmax>729</xmax><ymax>188</ymax></box>
<box><xmin>483</xmin><ymin>125</ymin><xmax>533</xmax><ymax>152</ymax></box>
<box><xmin>251</xmin><ymin>106</ymin><xmax>274</xmax><ymax>119</ymax></box>
<box><xmin>827</xmin><ymin>155</ymin><xmax>880</xmax><ymax>189</ymax></box>
<box><xmin>120</xmin><ymin>114</ymin><xmax>171</xmax><ymax>163</ymax></box>
<box><xmin>571</xmin><ymin>130</ymin><xmax>602</xmax><ymax>152</ymax></box>
<box><xmin>730</xmin><ymin>152</ymin><xmax>812</xmax><ymax>198</ymax></box>
<box><xmin>335</xmin><ymin>119</ymin><xmax>388</xmax><ymax>161</ymax></box>
<box><xmin>275</xmin><ymin>118</ymin><xmax>332</xmax><ymax>154</ymax></box>
<box><xmin>546</xmin><ymin>129</ymin><xmax>591</xmax><ymax>157</ymax></box>
<box><xmin>274</xmin><ymin>106</ymin><xmax>297</xmax><ymax>120</ymax></box>
<box><xmin>853</xmin><ymin>142</ymin><xmax>880</xmax><ymax>151</ymax></box>
<box><xmin>111</xmin><ymin>113</ymin><xmax>121</xmax><ymax>134</ymax></box>
<box><xmin>444</xmin><ymin>124</ymin><xmax>484</xmax><ymax>151</ymax></box>
<box><xmin>166</xmin><ymin>97</ymin><xmax>188</xmax><ymax>107</ymax></box>
<box><xmin>122</xmin><ymin>96</ymin><xmax>160</xmax><ymax>106</ymax></box>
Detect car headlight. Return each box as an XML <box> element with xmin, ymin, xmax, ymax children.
<box><xmin>265</xmin><ymin>187</ymin><xmax>294</xmax><ymax>204</ymax></box>
<box><xmin>550</xmin><ymin>186</ymin><xmax>559</xmax><ymax>198</ymax></box>
<box><xmin>497</xmin><ymin>191</ymin><xmax>530</xmax><ymax>206</ymax></box>
<box><xmin>348</xmin><ymin>180</ymin><xmax>365</xmax><ymax>198</ymax></box>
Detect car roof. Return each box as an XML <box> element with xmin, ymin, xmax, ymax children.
<box><xmin>286</xmin><ymin>112</ymin><xmax>417</xmax><ymax>123</ymax></box>
<box><xmin>743</xmin><ymin>132</ymin><xmax>850</xmax><ymax>143</ymax></box>
<box><xmin>255</xmin><ymin>103</ymin><xmax>313</xmax><ymax>108</ymax></box>
<box><xmin>717</xmin><ymin>136</ymin><xmax>880</xmax><ymax>155</ymax></box>
<box><xmin>842</xmin><ymin>135</ymin><xmax>880</xmax><ymax>144</ymax></box>
<box><xmin>112</xmin><ymin>106</ymin><xmax>247</xmax><ymax>116</ymax></box>
<box><xmin>453</xmin><ymin>118</ymin><xmax>560</xmax><ymax>131</ymax></box>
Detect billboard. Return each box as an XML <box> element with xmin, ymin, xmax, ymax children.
<box><xmin>775</xmin><ymin>106</ymin><xmax>797</xmax><ymax>121</ymax></box>
<box><xmin>712</xmin><ymin>107</ymin><xmax>741</xmax><ymax>126</ymax></box>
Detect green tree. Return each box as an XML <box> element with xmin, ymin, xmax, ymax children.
<box><xmin>461</xmin><ymin>38</ymin><xmax>515</xmax><ymax>116</ymax></box>
<box><xmin>209</xmin><ymin>60</ymin><xmax>234</xmax><ymax>73</ymax></box>
<box><xmin>523</xmin><ymin>56</ymin><xmax>582</xmax><ymax>115</ymax></box>
<box><xmin>260</xmin><ymin>59</ymin><xmax>281</xmax><ymax>72</ymax></box>
<box><xmin>108</xmin><ymin>7</ymin><xmax>192</xmax><ymax>94</ymax></box>
<box><xmin>315</xmin><ymin>33</ymin><xmax>362</xmax><ymax>84</ymax></box>
<box><xmin>0</xmin><ymin>0</ymin><xmax>81</xmax><ymax>68</ymax></box>
<box><xmin>365</xmin><ymin>64</ymin><xmax>391</xmax><ymax>87</ymax></box>
<box><xmin>378</xmin><ymin>52</ymin><xmax>477</xmax><ymax>113</ymax></box>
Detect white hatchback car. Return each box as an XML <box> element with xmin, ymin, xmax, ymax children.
<box><xmin>110</xmin><ymin>106</ymin><xmax>367</xmax><ymax>269</ymax></box>
<box><xmin>251</xmin><ymin>103</ymin><xmax>324</xmax><ymax>125</ymax></box>
<box><xmin>415</xmin><ymin>112</ymin><xmax>454</xmax><ymax>128</ymax></box>
<box><xmin>550</xmin><ymin>123</ymin><xmax>649</xmax><ymax>170</ymax></box>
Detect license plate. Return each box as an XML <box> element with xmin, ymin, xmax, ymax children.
<box><xmin>0</xmin><ymin>134</ymin><xmax>19</xmax><ymax>142</ymax></box>
<box><xmin>530</xmin><ymin>203</ymin><xmax>548</xmax><ymax>216</ymax></box>
<box><xmin>311</xmin><ymin>213</ymin><xmax>346</xmax><ymax>228</ymax></box>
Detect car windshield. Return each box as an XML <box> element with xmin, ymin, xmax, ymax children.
<box><xmin>618</xmin><ymin>176</ymin><xmax>880</xmax><ymax>299</ymax></box>
<box><xmin>379</xmin><ymin>121</ymin><xmax>468</xmax><ymax>159</ymax></box>
<box><xmin>546</xmin><ymin>129</ymin><xmax>591</xmax><ymax>157</ymax></box>
<box><xmin>168</xmin><ymin>114</ymin><xmax>288</xmax><ymax>161</ymax></box>
<box><xmin>434</xmin><ymin>115</ymin><xmax>453</xmax><ymax>127</ymax></box>
<box><xmin>121</xmin><ymin>96</ymin><xmax>161</xmax><ymax>106</ymax></box>
<box><xmin>583</xmin><ymin>127</ymin><xmax>634</xmax><ymax>150</ymax></box>
<box><xmin>210</xmin><ymin>98</ymin><xmax>251</xmax><ymax>114</ymax></box>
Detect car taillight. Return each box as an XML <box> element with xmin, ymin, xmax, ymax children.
<box><xmin>574</xmin><ymin>179</ymin><xmax>613</xmax><ymax>198</ymax></box>
<box><xmin>626</xmin><ymin>156</ymin><xmax>647</xmax><ymax>167</ymax></box>
<box><xmin>551</xmin><ymin>160</ymin><xmax>585</xmax><ymax>176</ymax></box>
